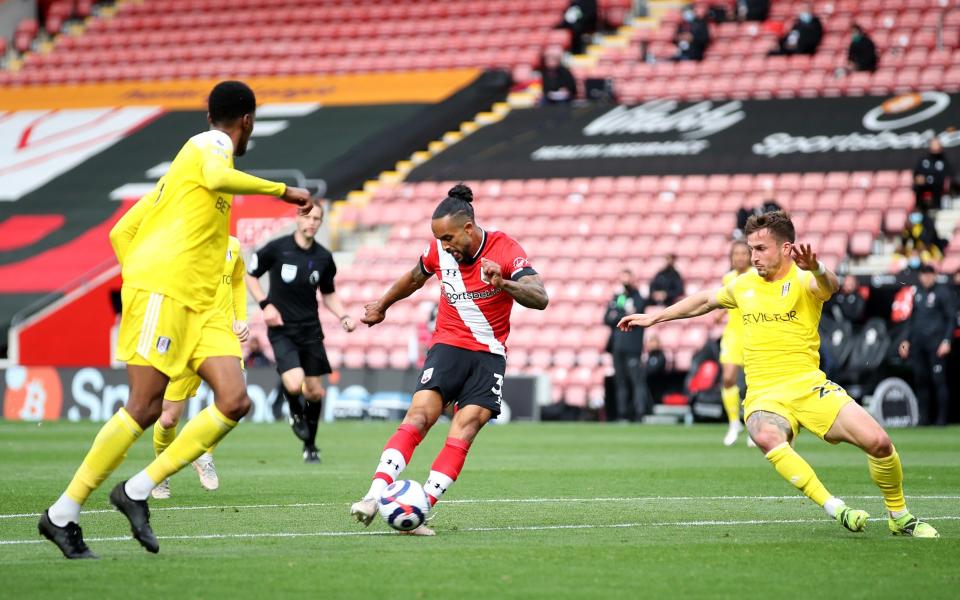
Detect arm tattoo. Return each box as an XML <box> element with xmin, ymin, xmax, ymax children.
<box><xmin>503</xmin><ymin>274</ymin><xmax>549</xmax><ymax>310</ymax></box>
<box><xmin>410</xmin><ymin>263</ymin><xmax>428</xmax><ymax>288</ymax></box>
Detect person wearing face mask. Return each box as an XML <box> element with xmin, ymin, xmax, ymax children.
<box><xmin>604</xmin><ymin>269</ymin><xmax>652</xmax><ymax>421</ymax></box>
<box><xmin>846</xmin><ymin>23</ymin><xmax>877</xmax><ymax>72</ymax></box>
<box><xmin>673</xmin><ymin>6</ymin><xmax>710</xmax><ymax>61</ymax></box>
<box><xmin>913</xmin><ymin>138</ymin><xmax>954</xmax><ymax>211</ymax></box>
<box><xmin>769</xmin><ymin>3</ymin><xmax>822</xmax><ymax>56</ymax></box>
<box><xmin>899</xmin><ymin>208</ymin><xmax>946</xmax><ymax>262</ymax></box>
<box><xmin>899</xmin><ymin>264</ymin><xmax>955</xmax><ymax>426</ymax></box>
<box><xmin>825</xmin><ymin>274</ymin><xmax>867</xmax><ymax>326</ymax></box>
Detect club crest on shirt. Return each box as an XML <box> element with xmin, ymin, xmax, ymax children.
<box><xmin>421</xmin><ymin>368</ymin><xmax>434</xmax><ymax>384</ymax></box>
<box><xmin>309</xmin><ymin>271</ymin><xmax>319</xmax><ymax>285</ymax></box>
<box><xmin>226</xmin><ymin>249</ymin><xmax>232</xmax><ymax>262</ymax></box>
<box><xmin>281</xmin><ymin>264</ymin><xmax>298</xmax><ymax>283</ymax></box>
<box><xmin>781</xmin><ymin>282</ymin><xmax>791</xmax><ymax>297</ymax></box>
<box><xmin>156</xmin><ymin>336</ymin><xmax>171</xmax><ymax>355</ymax></box>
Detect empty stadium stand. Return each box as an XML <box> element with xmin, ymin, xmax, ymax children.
<box><xmin>4</xmin><ymin>0</ymin><xmax>623</xmax><ymax>85</ymax></box>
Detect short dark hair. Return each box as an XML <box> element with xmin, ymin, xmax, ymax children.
<box><xmin>919</xmin><ymin>263</ymin><xmax>936</xmax><ymax>274</ymax></box>
<box><xmin>432</xmin><ymin>184</ymin><xmax>475</xmax><ymax>222</ymax></box>
<box><xmin>208</xmin><ymin>81</ymin><xmax>256</xmax><ymax>124</ymax></box>
<box><xmin>744</xmin><ymin>210</ymin><xmax>796</xmax><ymax>244</ymax></box>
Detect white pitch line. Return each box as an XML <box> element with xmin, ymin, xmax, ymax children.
<box><xmin>2</xmin><ymin>495</ymin><xmax>958</xmax><ymax>520</ymax></box>
<box><xmin>1</xmin><ymin>516</ymin><xmax>959</xmax><ymax>546</ymax></box>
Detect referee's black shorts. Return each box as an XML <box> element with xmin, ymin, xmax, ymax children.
<box><xmin>267</xmin><ymin>322</ymin><xmax>331</xmax><ymax>377</ymax></box>
<box><xmin>414</xmin><ymin>343</ymin><xmax>506</xmax><ymax>416</ymax></box>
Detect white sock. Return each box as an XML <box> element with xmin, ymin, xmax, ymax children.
<box><xmin>48</xmin><ymin>493</ymin><xmax>81</xmax><ymax>527</ymax></box>
<box><xmin>124</xmin><ymin>469</ymin><xmax>158</xmax><ymax>501</ymax></box>
<box><xmin>424</xmin><ymin>470</ymin><xmax>455</xmax><ymax>505</ymax></box>
<box><xmin>823</xmin><ymin>496</ymin><xmax>846</xmax><ymax>518</ymax></box>
<box><xmin>364</xmin><ymin>449</ymin><xmax>406</xmax><ymax>500</ymax></box>
<box><xmin>890</xmin><ymin>508</ymin><xmax>909</xmax><ymax>520</ymax></box>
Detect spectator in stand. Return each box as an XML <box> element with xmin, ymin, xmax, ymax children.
<box><xmin>735</xmin><ymin>198</ymin><xmax>782</xmax><ymax>238</ymax></box>
<box><xmin>603</xmin><ymin>269</ymin><xmax>652</xmax><ymax>421</ymax></box>
<box><xmin>643</xmin><ymin>335</ymin><xmax>668</xmax><ymax>404</ymax></box>
<box><xmin>913</xmin><ymin>138</ymin><xmax>954</xmax><ymax>211</ymax></box>
<box><xmin>245</xmin><ymin>336</ymin><xmax>274</xmax><ymax>368</ymax></box>
<box><xmin>673</xmin><ymin>5</ymin><xmax>710</xmax><ymax>61</ymax></box>
<box><xmin>560</xmin><ymin>0</ymin><xmax>598</xmax><ymax>56</ymax></box>
<box><xmin>846</xmin><ymin>23</ymin><xmax>878</xmax><ymax>72</ymax></box>
<box><xmin>899</xmin><ymin>208</ymin><xmax>946</xmax><ymax>262</ymax></box>
<box><xmin>649</xmin><ymin>254</ymin><xmax>685</xmax><ymax>306</ymax></box>
<box><xmin>898</xmin><ymin>264</ymin><xmax>955</xmax><ymax>426</ymax></box>
<box><xmin>540</xmin><ymin>48</ymin><xmax>578</xmax><ymax>105</ymax></box>
<box><xmin>769</xmin><ymin>2</ymin><xmax>822</xmax><ymax>56</ymax></box>
<box><xmin>825</xmin><ymin>274</ymin><xmax>867</xmax><ymax>325</ymax></box>
<box><xmin>737</xmin><ymin>0</ymin><xmax>769</xmax><ymax>22</ymax></box>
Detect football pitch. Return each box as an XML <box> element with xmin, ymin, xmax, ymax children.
<box><xmin>1</xmin><ymin>421</ymin><xmax>957</xmax><ymax>598</ymax></box>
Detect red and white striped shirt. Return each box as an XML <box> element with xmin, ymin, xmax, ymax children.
<box><xmin>419</xmin><ymin>230</ymin><xmax>535</xmax><ymax>357</ymax></box>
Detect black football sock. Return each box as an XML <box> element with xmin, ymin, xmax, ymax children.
<box><xmin>304</xmin><ymin>399</ymin><xmax>322</xmax><ymax>447</ymax></box>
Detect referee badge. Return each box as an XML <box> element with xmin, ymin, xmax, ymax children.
<box><xmin>421</xmin><ymin>368</ymin><xmax>434</xmax><ymax>384</ymax></box>
<box><xmin>281</xmin><ymin>263</ymin><xmax>298</xmax><ymax>283</ymax></box>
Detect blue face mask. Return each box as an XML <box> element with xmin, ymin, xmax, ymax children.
<box><xmin>909</xmin><ymin>256</ymin><xmax>922</xmax><ymax>269</ymax></box>
<box><xmin>799</xmin><ymin>12</ymin><xmax>812</xmax><ymax>22</ymax></box>
<box><xmin>683</xmin><ymin>10</ymin><xmax>695</xmax><ymax>22</ymax></box>
<box><xmin>909</xmin><ymin>212</ymin><xmax>923</xmax><ymax>224</ymax></box>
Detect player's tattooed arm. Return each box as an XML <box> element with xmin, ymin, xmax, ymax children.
<box><xmin>501</xmin><ymin>274</ymin><xmax>549</xmax><ymax>310</ymax></box>
<box><xmin>362</xmin><ymin>263</ymin><xmax>430</xmax><ymax>326</ymax></box>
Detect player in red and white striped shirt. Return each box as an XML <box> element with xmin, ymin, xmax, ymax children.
<box><xmin>350</xmin><ymin>184</ymin><xmax>548</xmax><ymax>535</ymax></box>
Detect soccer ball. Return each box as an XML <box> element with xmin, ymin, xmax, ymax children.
<box><xmin>378</xmin><ymin>480</ymin><xmax>431</xmax><ymax>532</ymax></box>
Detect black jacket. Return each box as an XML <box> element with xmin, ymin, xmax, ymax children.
<box><xmin>913</xmin><ymin>152</ymin><xmax>953</xmax><ymax>196</ymax></box>
<box><xmin>542</xmin><ymin>65</ymin><xmax>577</xmax><ymax>104</ymax></box>
<box><xmin>848</xmin><ymin>34</ymin><xmax>877</xmax><ymax>71</ymax></box>
<box><xmin>906</xmin><ymin>283</ymin><xmax>956</xmax><ymax>347</ymax></box>
<box><xmin>826</xmin><ymin>291</ymin><xmax>866</xmax><ymax>324</ymax></box>
<box><xmin>738</xmin><ymin>0</ymin><xmax>769</xmax><ymax>21</ymax></box>
<box><xmin>674</xmin><ymin>18</ymin><xmax>710</xmax><ymax>60</ymax></box>
<box><xmin>650</xmin><ymin>266</ymin><xmax>685</xmax><ymax>305</ymax></box>
<box><xmin>779</xmin><ymin>16</ymin><xmax>823</xmax><ymax>55</ymax></box>
<box><xmin>604</xmin><ymin>286</ymin><xmax>647</xmax><ymax>354</ymax></box>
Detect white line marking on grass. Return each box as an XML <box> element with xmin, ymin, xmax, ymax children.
<box><xmin>2</xmin><ymin>495</ymin><xmax>958</xmax><ymax>520</ymax></box>
<box><xmin>2</xmin><ymin>516</ymin><xmax>958</xmax><ymax>546</ymax></box>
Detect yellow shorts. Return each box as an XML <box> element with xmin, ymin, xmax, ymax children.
<box><xmin>116</xmin><ymin>286</ymin><xmax>241</xmax><ymax>380</ymax></box>
<box><xmin>744</xmin><ymin>379</ymin><xmax>852</xmax><ymax>441</ymax></box>
<box><xmin>719</xmin><ymin>327</ymin><xmax>743</xmax><ymax>366</ymax></box>
<box><xmin>164</xmin><ymin>374</ymin><xmax>202</xmax><ymax>402</ymax></box>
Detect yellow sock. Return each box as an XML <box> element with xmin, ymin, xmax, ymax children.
<box><xmin>721</xmin><ymin>385</ymin><xmax>741</xmax><ymax>423</ymax></box>
<box><xmin>145</xmin><ymin>405</ymin><xmax>236</xmax><ymax>483</ymax></box>
<box><xmin>868</xmin><ymin>447</ymin><xmax>906</xmax><ymax>513</ymax></box>
<box><xmin>206</xmin><ymin>442</ymin><xmax>218</xmax><ymax>454</ymax></box>
<box><xmin>153</xmin><ymin>422</ymin><xmax>178</xmax><ymax>457</ymax></box>
<box><xmin>766</xmin><ymin>442</ymin><xmax>832</xmax><ymax>507</ymax></box>
<box><xmin>65</xmin><ymin>408</ymin><xmax>142</xmax><ymax>503</ymax></box>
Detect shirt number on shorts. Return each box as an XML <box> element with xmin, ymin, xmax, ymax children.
<box><xmin>491</xmin><ymin>373</ymin><xmax>504</xmax><ymax>405</ymax></box>
<box><xmin>813</xmin><ymin>380</ymin><xmax>845</xmax><ymax>399</ymax></box>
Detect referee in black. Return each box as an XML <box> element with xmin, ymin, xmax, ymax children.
<box><xmin>246</xmin><ymin>203</ymin><xmax>355</xmax><ymax>462</ymax></box>
<box><xmin>898</xmin><ymin>263</ymin><xmax>955</xmax><ymax>426</ymax></box>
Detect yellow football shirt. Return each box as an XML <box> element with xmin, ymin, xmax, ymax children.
<box><xmin>216</xmin><ymin>236</ymin><xmax>248</xmax><ymax>324</ymax></box>
<box><xmin>715</xmin><ymin>263</ymin><xmax>828</xmax><ymax>400</ymax></box>
<box><xmin>109</xmin><ymin>130</ymin><xmax>284</xmax><ymax>312</ymax></box>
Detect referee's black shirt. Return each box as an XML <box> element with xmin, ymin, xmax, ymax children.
<box><xmin>248</xmin><ymin>235</ymin><xmax>337</xmax><ymax>327</ymax></box>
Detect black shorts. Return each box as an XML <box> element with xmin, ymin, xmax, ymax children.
<box><xmin>414</xmin><ymin>343</ymin><xmax>506</xmax><ymax>416</ymax></box>
<box><xmin>267</xmin><ymin>322</ymin><xmax>331</xmax><ymax>377</ymax></box>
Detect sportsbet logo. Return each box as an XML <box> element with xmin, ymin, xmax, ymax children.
<box><xmin>3</xmin><ymin>367</ymin><xmax>63</xmax><ymax>421</ymax></box>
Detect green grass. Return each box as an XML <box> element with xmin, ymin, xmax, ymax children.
<box><xmin>1</xmin><ymin>421</ymin><xmax>958</xmax><ymax>599</ymax></box>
